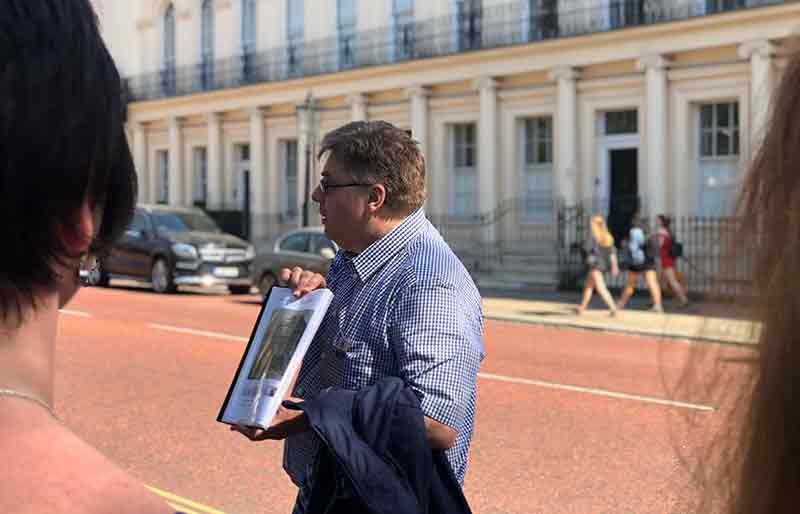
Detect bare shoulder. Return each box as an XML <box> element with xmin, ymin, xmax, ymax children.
<box><xmin>0</xmin><ymin>416</ymin><xmax>172</xmax><ymax>514</ymax></box>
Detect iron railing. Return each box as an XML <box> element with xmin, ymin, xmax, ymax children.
<box><xmin>125</xmin><ymin>0</ymin><xmax>788</xmax><ymax>102</ymax></box>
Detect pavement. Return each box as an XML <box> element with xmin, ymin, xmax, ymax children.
<box><xmin>478</xmin><ymin>287</ymin><xmax>759</xmax><ymax>345</ymax></box>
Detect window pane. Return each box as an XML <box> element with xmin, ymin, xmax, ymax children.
<box><xmin>700</xmin><ymin>131</ymin><xmax>714</xmax><ymax>157</ymax></box>
<box><xmin>717</xmin><ymin>130</ymin><xmax>730</xmax><ymax>156</ymax></box>
<box><xmin>732</xmin><ymin>129</ymin><xmax>740</xmax><ymax>156</ymax></box>
<box><xmin>700</xmin><ymin>105</ymin><xmax>713</xmax><ymax>129</ymax></box>
<box><xmin>280</xmin><ymin>234</ymin><xmax>308</xmax><ymax>252</ymax></box>
<box><xmin>288</xmin><ymin>0</ymin><xmax>304</xmax><ymax>40</ymax></box>
<box><xmin>716</xmin><ymin>103</ymin><xmax>729</xmax><ymax>127</ymax></box>
<box><xmin>338</xmin><ymin>0</ymin><xmax>357</xmax><ymax>27</ymax></box>
<box><xmin>604</xmin><ymin>110</ymin><xmax>638</xmax><ymax>135</ymax></box>
<box><xmin>732</xmin><ymin>102</ymin><xmax>739</xmax><ymax>126</ymax></box>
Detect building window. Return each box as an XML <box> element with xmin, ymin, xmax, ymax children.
<box><xmin>450</xmin><ymin>123</ymin><xmax>477</xmax><ymax>218</ymax></box>
<box><xmin>193</xmin><ymin>147</ymin><xmax>208</xmax><ymax>207</ymax></box>
<box><xmin>392</xmin><ymin>0</ymin><xmax>414</xmax><ymax>61</ymax></box>
<box><xmin>282</xmin><ymin>140</ymin><xmax>299</xmax><ymax>220</ymax></box>
<box><xmin>234</xmin><ymin>144</ymin><xmax>250</xmax><ymax>209</ymax></box>
<box><xmin>161</xmin><ymin>3</ymin><xmax>176</xmax><ymax>95</ymax></box>
<box><xmin>201</xmin><ymin>0</ymin><xmax>214</xmax><ymax>89</ymax></box>
<box><xmin>526</xmin><ymin>0</ymin><xmax>559</xmax><ymax>41</ymax></box>
<box><xmin>522</xmin><ymin>117</ymin><xmax>554</xmax><ymax>220</ymax></box>
<box><xmin>287</xmin><ymin>0</ymin><xmax>304</xmax><ymax>77</ymax></box>
<box><xmin>337</xmin><ymin>0</ymin><xmax>357</xmax><ymax>69</ymax></box>
<box><xmin>157</xmin><ymin>150</ymin><xmax>169</xmax><ymax>204</ymax></box>
<box><xmin>609</xmin><ymin>0</ymin><xmax>643</xmax><ymax>29</ymax></box>
<box><xmin>697</xmin><ymin>101</ymin><xmax>740</xmax><ymax>215</ymax></box>
<box><xmin>241</xmin><ymin>0</ymin><xmax>257</xmax><ymax>82</ymax></box>
<box><xmin>704</xmin><ymin>0</ymin><xmax>747</xmax><ymax>15</ymax></box>
<box><xmin>604</xmin><ymin>110</ymin><xmax>638</xmax><ymax>135</ymax></box>
<box><xmin>456</xmin><ymin>0</ymin><xmax>482</xmax><ymax>52</ymax></box>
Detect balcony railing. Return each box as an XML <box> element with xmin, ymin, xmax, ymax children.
<box><xmin>126</xmin><ymin>0</ymin><xmax>788</xmax><ymax>102</ymax></box>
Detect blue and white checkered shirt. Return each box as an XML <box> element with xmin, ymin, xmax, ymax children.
<box><xmin>284</xmin><ymin>208</ymin><xmax>484</xmax><ymax>493</ymax></box>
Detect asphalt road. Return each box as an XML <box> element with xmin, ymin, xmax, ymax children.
<box><xmin>54</xmin><ymin>284</ymin><xmax>751</xmax><ymax>514</ymax></box>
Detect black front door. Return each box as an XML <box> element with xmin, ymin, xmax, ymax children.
<box><xmin>607</xmin><ymin>148</ymin><xmax>639</xmax><ymax>248</ymax></box>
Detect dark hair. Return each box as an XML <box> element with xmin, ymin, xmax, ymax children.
<box><xmin>692</xmin><ymin>38</ymin><xmax>800</xmax><ymax>514</ymax></box>
<box><xmin>658</xmin><ymin>214</ymin><xmax>673</xmax><ymax>237</ymax></box>
<box><xmin>0</xmin><ymin>0</ymin><xmax>136</xmax><ymax>317</ymax></box>
<box><xmin>318</xmin><ymin>121</ymin><xmax>426</xmax><ymax>215</ymax></box>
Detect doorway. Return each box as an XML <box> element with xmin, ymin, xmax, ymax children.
<box><xmin>607</xmin><ymin>148</ymin><xmax>639</xmax><ymax>247</ymax></box>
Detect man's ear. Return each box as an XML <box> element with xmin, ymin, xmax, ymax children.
<box><xmin>366</xmin><ymin>184</ymin><xmax>386</xmax><ymax>213</ymax></box>
<box><xmin>57</xmin><ymin>196</ymin><xmax>95</xmax><ymax>255</ymax></box>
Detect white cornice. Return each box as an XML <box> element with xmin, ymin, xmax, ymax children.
<box><xmin>635</xmin><ymin>54</ymin><xmax>672</xmax><ymax>72</ymax></box>
<box><xmin>738</xmin><ymin>39</ymin><xmax>777</xmax><ymax>60</ymax></box>
<box><xmin>547</xmin><ymin>66</ymin><xmax>579</xmax><ymax>82</ymax></box>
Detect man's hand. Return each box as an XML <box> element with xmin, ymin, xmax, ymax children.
<box><xmin>279</xmin><ymin>267</ymin><xmax>326</xmax><ymax>298</ymax></box>
<box><xmin>230</xmin><ymin>405</ymin><xmax>309</xmax><ymax>441</ymax></box>
<box><xmin>424</xmin><ymin>416</ymin><xmax>458</xmax><ymax>450</ymax></box>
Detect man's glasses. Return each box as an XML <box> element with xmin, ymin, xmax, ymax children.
<box><xmin>318</xmin><ymin>177</ymin><xmax>373</xmax><ymax>194</ymax></box>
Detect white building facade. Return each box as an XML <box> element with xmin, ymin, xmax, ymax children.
<box><xmin>95</xmin><ymin>0</ymin><xmax>797</xmax><ymax>279</ymax></box>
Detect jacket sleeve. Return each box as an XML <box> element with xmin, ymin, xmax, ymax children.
<box><xmin>388</xmin><ymin>282</ymin><xmax>483</xmax><ymax>430</ymax></box>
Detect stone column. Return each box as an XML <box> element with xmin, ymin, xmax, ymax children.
<box><xmin>738</xmin><ymin>39</ymin><xmax>776</xmax><ymax>149</ymax></box>
<box><xmin>249</xmin><ymin>107</ymin><xmax>269</xmax><ymax>242</ymax></box>
<box><xmin>636</xmin><ymin>55</ymin><xmax>671</xmax><ymax>217</ymax></box>
<box><xmin>167</xmin><ymin>116</ymin><xmax>184</xmax><ymax>206</ymax></box>
<box><xmin>132</xmin><ymin>122</ymin><xmax>148</xmax><ymax>203</ymax></box>
<box><xmin>206</xmin><ymin>112</ymin><xmax>223</xmax><ymax>210</ymax></box>
<box><xmin>547</xmin><ymin>66</ymin><xmax>579</xmax><ymax>206</ymax></box>
<box><xmin>473</xmin><ymin>76</ymin><xmax>498</xmax><ymax>245</ymax></box>
<box><xmin>346</xmin><ymin>92</ymin><xmax>368</xmax><ymax>122</ymax></box>
<box><xmin>406</xmin><ymin>85</ymin><xmax>430</xmax><ymax>205</ymax></box>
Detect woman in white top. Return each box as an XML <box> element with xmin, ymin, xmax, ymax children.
<box><xmin>616</xmin><ymin>212</ymin><xmax>663</xmax><ymax>312</ymax></box>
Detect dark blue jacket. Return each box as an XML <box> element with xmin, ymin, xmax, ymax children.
<box><xmin>284</xmin><ymin>377</ymin><xmax>472</xmax><ymax>514</ymax></box>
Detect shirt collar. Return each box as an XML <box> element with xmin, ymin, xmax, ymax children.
<box><xmin>348</xmin><ymin>208</ymin><xmax>427</xmax><ymax>283</ymax></box>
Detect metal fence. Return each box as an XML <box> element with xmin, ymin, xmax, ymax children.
<box><xmin>558</xmin><ymin>207</ymin><xmax>752</xmax><ymax>299</ymax></box>
<box><xmin>125</xmin><ymin>0</ymin><xmax>788</xmax><ymax>102</ymax></box>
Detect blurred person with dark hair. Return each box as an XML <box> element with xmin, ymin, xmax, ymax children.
<box><xmin>232</xmin><ymin>121</ymin><xmax>483</xmax><ymax>513</ymax></box>
<box><xmin>699</xmin><ymin>38</ymin><xmax>800</xmax><ymax>514</ymax></box>
<box><xmin>0</xmin><ymin>1</ymin><xmax>173</xmax><ymax>512</ymax></box>
<box><xmin>656</xmin><ymin>214</ymin><xmax>689</xmax><ymax>307</ymax></box>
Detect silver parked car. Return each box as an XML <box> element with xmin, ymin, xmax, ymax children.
<box><xmin>251</xmin><ymin>227</ymin><xmax>337</xmax><ymax>295</ymax></box>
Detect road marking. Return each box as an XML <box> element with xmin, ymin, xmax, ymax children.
<box><xmin>477</xmin><ymin>372</ymin><xmax>714</xmax><ymax>411</ymax></box>
<box><xmin>148</xmin><ymin>324</ymin><xmax>711</xmax><ymax>411</ymax></box>
<box><xmin>146</xmin><ymin>485</ymin><xmax>228</xmax><ymax>514</ymax></box>
<box><xmin>58</xmin><ymin>309</ymin><xmax>92</xmax><ymax>318</ymax></box>
<box><xmin>148</xmin><ymin>323</ymin><xmax>248</xmax><ymax>343</ymax></box>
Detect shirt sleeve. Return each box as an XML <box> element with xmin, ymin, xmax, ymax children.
<box><xmin>389</xmin><ymin>282</ymin><xmax>483</xmax><ymax>430</ymax></box>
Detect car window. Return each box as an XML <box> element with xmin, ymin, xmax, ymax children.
<box><xmin>310</xmin><ymin>234</ymin><xmax>336</xmax><ymax>256</ymax></box>
<box><xmin>130</xmin><ymin>212</ymin><xmax>148</xmax><ymax>232</ymax></box>
<box><xmin>152</xmin><ymin>210</ymin><xmax>221</xmax><ymax>233</ymax></box>
<box><xmin>280</xmin><ymin>233</ymin><xmax>309</xmax><ymax>253</ymax></box>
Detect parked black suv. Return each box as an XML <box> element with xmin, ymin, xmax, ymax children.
<box><xmin>88</xmin><ymin>204</ymin><xmax>255</xmax><ymax>294</ymax></box>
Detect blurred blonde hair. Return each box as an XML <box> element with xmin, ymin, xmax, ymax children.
<box><xmin>590</xmin><ymin>215</ymin><xmax>614</xmax><ymax>248</ymax></box>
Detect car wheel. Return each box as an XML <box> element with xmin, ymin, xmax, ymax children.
<box><xmin>228</xmin><ymin>285</ymin><xmax>252</xmax><ymax>295</ymax></box>
<box><xmin>151</xmin><ymin>258</ymin><xmax>176</xmax><ymax>294</ymax></box>
<box><xmin>88</xmin><ymin>259</ymin><xmax>110</xmax><ymax>287</ymax></box>
<box><xmin>258</xmin><ymin>272</ymin><xmax>276</xmax><ymax>296</ymax></box>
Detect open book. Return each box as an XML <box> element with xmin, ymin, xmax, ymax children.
<box><xmin>217</xmin><ymin>286</ymin><xmax>333</xmax><ymax>429</ymax></box>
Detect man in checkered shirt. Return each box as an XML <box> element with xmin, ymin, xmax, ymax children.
<box><xmin>232</xmin><ymin>121</ymin><xmax>484</xmax><ymax>513</ymax></box>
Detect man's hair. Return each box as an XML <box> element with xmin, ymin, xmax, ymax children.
<box><xmin>318</xmin><ymin>121</ymin><xmax>426</xmax><ymax>216</ymax></box>
<box><xmin>0</xmin><ymin>0</ymin><xmax>136</xmax><ymax>316</ymax></box>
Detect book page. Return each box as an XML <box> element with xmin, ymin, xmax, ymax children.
<box><xmin>217</xmin><ymin>287</ymin><xmax>333</xmax><ymax>429</ymax></box>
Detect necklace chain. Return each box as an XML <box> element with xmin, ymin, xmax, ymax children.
<box><xmin>0</xmin><ymin>388</ymin><xmax>55</xmax><ymax>417</ymax></box>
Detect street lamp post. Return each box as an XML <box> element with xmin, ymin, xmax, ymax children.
<box><xmin>298</xmin><ymin>92</ymin><xmax>316</xmax><ymax>227</ymax></box>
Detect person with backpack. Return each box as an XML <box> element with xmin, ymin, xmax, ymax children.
<box><xmin>616</xmin><ymin>211</ymin><xmax>663</xmax><ymax>313</ymax></box>
<box><xmin>656</xmin><ymin>214</ymin><xmax>689</xmax><ymax>307</ymax></box>
<box><xmin>575</xmin><ymin>215</ymin><xmax>619</xmax><ymax>316</ymax></box>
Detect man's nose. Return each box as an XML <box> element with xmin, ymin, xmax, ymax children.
<box><xmin>311</xmin><ymin>184</ymin><xmax>322</xmax><ymax>203</ymax></box>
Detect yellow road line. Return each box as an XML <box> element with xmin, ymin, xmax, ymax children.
<box><xmin>146</xmin><ymin>485</ymin><xmax>228</xmax><ymax>514</ymax></box>
<box><xmin>166</xmin><ymin>501</ymin><xmax>205</xmax><ymax>514</ymax></box>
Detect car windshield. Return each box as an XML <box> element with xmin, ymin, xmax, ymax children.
<box><xmin>151</xmin><ymin>211</ymin><xmax>221</xmax><ymax>233</ymax></box>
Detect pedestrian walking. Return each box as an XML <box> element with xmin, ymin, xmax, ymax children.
<box><xmin>656</xmin><ymin>214</ymin><xmax>689</xmax><ymax>307</ymax></box>
<box><xmin>576</xmin><ymin>215</ymin><xmax>619</xmax><ymax>316</ymax></box>
<box><xmin>231</xmin><ymin>121</ymin><xmax>483</xmax><ymax>513</ymax></box>
<box><xmin>616</xmin><ymin>211</ymin><xmax>663</xmax><ymax>312</ymax></box>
